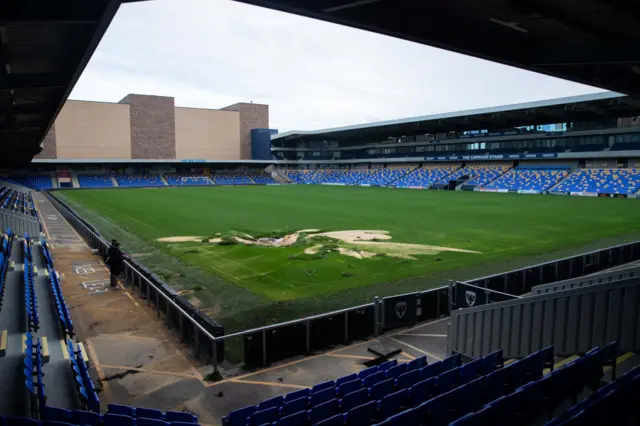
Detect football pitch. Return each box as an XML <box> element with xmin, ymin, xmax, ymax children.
<box><xmin>57</xmin><ymin>185</ymin><xmax>640</xmax><ymax>330</ymax></box>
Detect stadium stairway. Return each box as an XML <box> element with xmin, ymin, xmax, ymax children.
<box><xmin>160</xmin><ymin>175</ymin><xmax>170</xmax><ymax>186</ymax></box>
<box><xmin>546</xmin><ymin>170</ymin><xmax>577</xmax><ymax>193</ymax></box>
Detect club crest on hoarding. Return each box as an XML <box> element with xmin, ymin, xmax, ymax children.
<box><xmin>465</xmin><ymin>290</ymin><xmax>477</xmax><ymax>307</ymax></box>
<box><xmin>395</xmin><ymin>301</ymin><xmax>407</xmax><ymax>319</ymax></box>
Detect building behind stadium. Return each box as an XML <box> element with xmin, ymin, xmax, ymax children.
<box><xmin>35</xmin><ymin>94</ymin><xmax>275</xmax><ymax>161</ymax></box>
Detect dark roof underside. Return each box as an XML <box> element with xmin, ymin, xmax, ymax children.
<box><xmin>0</xmin><ymin>0</ymin><xmax>123</xmax><ymax>167</ymax></box>
<box><xmin>234</xmin><ymin>0</ymin><xmax>640</xmax><ymax>95</ymax></box>
<box><xmin>276</xmin><ymin>93</ymin><xmax>640</xmax><ymax>142</ymax></box>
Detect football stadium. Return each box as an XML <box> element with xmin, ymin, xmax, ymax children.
<box><xmin>0</xmin><ymin>1</ymin><xmax>639</xmax><ymax>426</ymax></box>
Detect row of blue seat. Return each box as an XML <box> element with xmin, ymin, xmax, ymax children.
<box><xmin>42</xmin><ymin>241</ymin><xmax>74</xmax><ymax>337</ymax></box>
<box><xmin>66</xmin><ymin>340</ymin><xmax>99</xmax><ymax>413</ymax></box>
<box><xmin>0</xmin><ymin>417</ymin><xmax>198</xmax><ymax>426</ymax></box>
<box><xmin>41</xmin><ymin>405</ymin><xmax>198</xmax><ymax>426</ymax></box>
<box><xmin>451</xmin><ymin>344</ymin><xmax>615</xmax><ymax>426</ymax></box>
<box><xmin>24</xmin><ymin>235</ymin><xmax>39</xmax><ymax>331</ymax></box>
<box><xmin>0</xmin><ymin>187</ymin><xmax>37</xmax><ymax>216</ymax></box>
<box><xmin>544</xmin><ymin>365</ymin><xmax>640</xmax><ymax>426</ymax></box>
<box><xmin>0</xmin><ymin>230</ymin><xmax>13</xmax><ymax>311</ymax></box>
<box><xmin>24</xmin><ymin>333</ymin><xmax>46</xmax><ymax>417</ymax></box>
<box><xmin>223</xmin><ymin>351</ymin><xmax>508</xmax><ymax>426</ymax></box>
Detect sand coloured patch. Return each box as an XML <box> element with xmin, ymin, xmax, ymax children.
<box><xmin>157</xmin><ymin>236</ymin><xmax>202</xmax><ymax>243</ymax></box>
<box><xmin>158</xmin><ymin>229</ymin><xmax>481</xmax><ymax>260</ymax></box>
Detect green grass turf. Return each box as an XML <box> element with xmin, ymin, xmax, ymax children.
<box><xmin>57</xmin><ymin>186</ymin><xmax>640</xmax><ymax>330</ymax></box>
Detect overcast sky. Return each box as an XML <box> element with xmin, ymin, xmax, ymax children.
<box><xmin>70</xmin><ymin>0</ymin><xmax>604</xmax><ymax>132</ymax></box>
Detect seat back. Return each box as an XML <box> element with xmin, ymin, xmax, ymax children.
<box><xmin>370</xmin><ymin>378</ymin><xmax>395</xmax><ymax>401</ymax></box>
<box><xmin>309</xmin><ymin>398</ymin><xmax>339</xmax><ymax>424</ymax></box>
<box><xmin>378</xmin><ymin>389</ymin><xmax>409</xmax><ymax>420</ymax></box>
<box><xmin>341</xmin><ymin>388</ymin><xmax>369</xmax><ymax>412</ymax></box>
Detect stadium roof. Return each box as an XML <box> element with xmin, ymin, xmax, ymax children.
<box><xmin>235</xmin><ymin>0</ymin><xmax>640</xmax><ymax>95</ymax></box>
<box><xmin>0</xmin><ymin>0</ymin><xmax>128</xmax><ymax>166</ymax></box>
<box><xmin>272</xmin><ymin>92</ymin><xmax>640</xmax><ymax>141</ymax></box>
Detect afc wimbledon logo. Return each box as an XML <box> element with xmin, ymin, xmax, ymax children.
<box><xmin>395</xmin><ymin>301</ymin><xmax>407</xmax><ymax>319</ymax></box>
<box><xmin>465</xmin><ymin>290</ymin><xmax>477</xmax><ymax>307</ymax></box>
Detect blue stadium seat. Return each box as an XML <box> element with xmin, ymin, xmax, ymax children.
<box><xmin>315</xmin><ymin>413</ymin><xmax>345</xmax><ymax>426</ymax></box>
<box><xmin>341</xmin><ymin>388</ymin><xmax>370</xmax><ymax>411</ymax></box>
<box><xmin>309</xmin><ymin>398</ymin><xmax>340</xmax><ymax>424</ymax></box>
<box><xmin>377</xmin><ymin>388</ymin><xmax>408</xmax><ymax>420</ymax></box>
<box><xmin>420</xmin><ymin>361</ymin><xmax>442</xmax><ymax>380</ymax></box>
<box><xmin>336</xmin><ymin>374</ymin><xmax>358</xmax><ymax>386</ymax></box>
<box><xmin>337</xmin><ymin>379</ymin><xmax>362</xmax><ymax>397</ymax></box>
<box><xmin>396</xmin><ymin>369</ymin><xmax>421</xmax><ymax>390</ymax></box>
<box><xmin>423</xmin><ymin>388</ymin><xmax>457</xmax><ymax>426</ymax></box>
<box><xmin>358</xmin><ymin>366</ymin><xmax>379</xmax><ymax>380</ymax></box>
<box><xmin>385</xmin><ymin>364</ymin><xmax>407</xmax><ymax>380</ymax></box>
<box><xmin>311</xmin><ymin>387</ymin><xmax>336</xmax><ymax>407</ymax></box>
<box><xmin>104</xmin><ymin>413</ymin><xmax>135</xmax><ymax>426</ymax></box>
<box><xmin>137</xmin><ymin>407</ymin><xmax>164</xmax><ymax>419</ymax></box>
<box><xmin>362</xmin><ymin>371</ymin><xmax>386</xmax><ymax>388</ymax></box>
<box><xmin>108</xmin><ymin>404</ymin><xmax>136</xmax><ymax>417</ymax></box>
<box><xmin>71</xmin><ymin>409</ymin><xmax>102</xmax><ymax>426</ymax></box>
<box><xmin>258</xmin><ymin>396</ymin><xmax>283</xmax><ymax>411</ymax></box>
<box><xmin>281</xmin><ymin>397</ymin><xmax>310</xmax><ymax>417</ymax></box>
<box><xmin>249</xmin><ymin>407</ymin><xmax>279</xmax><ymax>426</ymax></box>
<box><xmin>312</xmin><ymin>381</ymin><xmax>335</xmax><ymax>394</ymax></box>
<box><xmin>406</xmin><ymin>356</ymin><xmax>427</xmax><ymax>372</ymax></box>
<box><xmin>441</xmin><ymin>354</ymin><xmax>461</xmax><ymax>371</ymax></box>
<box><xmin>459</xmin><ymin>376</ymin><xmax>485</xmax><ymax>412</ymax></box>
<box><xmin>42</xmin><ymin>407</ymin><xmax>72</xmax><ymax>422</ymax></box>
<box><xmin>386</xmin><ymin>407</ymin><xmax>420</xmax><ymax>426</ymax></box>
<box><xmin>459</xmin><ymin>358</ymin><xmax>482</xmax><ymax>383</ymax></box>
<box><xmin>285</xmin><ymin>388</ymin><xmax>311</xmax><ymax>402</ymax></box>
<box><xmin>277</xmin><ymin>410</ymin><xmax>308</xmax><ymax>426</ymax></box>
<box><xmin>345</xmin><ymin>401</ymin><xmax>377</xmax><ymax>426</ymax></box>
<box><xmin>370</xmin><ymin>378</ymin><xmax>396</xmax><ymax>401</ymax></box>
<box><xmin>223</xmin><ymin>405</ymin><xmax>256</xmax><ymax>426</ymax></box>
<box><xmin>437</xmin><ymin>367</ymin><xmax>460</xmax><ymax>393</ymax></box>
<box><xmin>137</xmin><ymin>418</ymin><xmax>169</xmax><ymax>426</ymax></box>
<box><xmin>378</xmin><ymin>360</ymin><xmax>397</xmax><ymax>371</ymax></box>
<box><xmin>484</xmin><ymin>368</ymin><xmax>506</xmax><ymax>404</ymax></box>
<box><xmin>408</xmin><ymin>377</ymin><xmax>435</xmax><ymax>407</ymax></box>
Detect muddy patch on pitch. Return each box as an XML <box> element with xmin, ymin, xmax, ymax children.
<box><xmin>158</xmin><ymin>230</ymin><xmax>481</xmax><ymax>260</ymax></box>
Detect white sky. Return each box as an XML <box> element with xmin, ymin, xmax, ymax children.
<box><xmin>70</xmin><ymin>0</ymin><xmax>604</xmax><ymax>132</ymax></box>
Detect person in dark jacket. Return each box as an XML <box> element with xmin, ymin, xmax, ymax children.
<box><xmin>106</xmin><ymin>241</ymin><xmax>124</xmax><ymax>288</ymax></box>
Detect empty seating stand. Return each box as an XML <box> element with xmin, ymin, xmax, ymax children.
<box><xmin>222</xmin><ymin>343</ymin><xmax>630</xmax><ymax>426</ymax></box>
<box><xmin>165</xmin><ymin>175</ymin><xmax>212</xmax><ymax>186</ymax></box>
<box><xmin>116</xmin><ymin>175</ymin><xmax>165</xmax><ymax>187</ymax></box>
<box><xmin>213</xmin><ymin>173</ymin><xmax>255</xmax><ymax>185</ymax></box>
<box><xmin>247</xmin><ymin>172</ymin><xmax>276</xmax><ymax>184</ymax></box>
<box><xmin>0</xmin><ymin>186</ymin><xmax>38</xmax><ymax>217</ymax></box>
<box><xmin>484</xmin><ymin>167</ymin><xmax>569</xmax><ymax>193</ymax></box>
<box><xmin>77</xmin><ymin>176</ymin><xmax>114</xmax><ymax>188</ymax></box>
<box><xmin>282</xmin><ymin>169</ymin><xmax>317</xmax><ymax>183</ymax></box>
<box><xmin>9</xmin><ymin>175</ymin><xmax>53</xmax><ymax>190</ymax></box>
<box><xmin>552</xmin><ymin>168</ymin><xmax>640</xmax><ymax>195</ymax></box>
<box><xmin>393</xmin><ymin>167</ymin><xmax>457</xmax><ymax>188</ymax></box>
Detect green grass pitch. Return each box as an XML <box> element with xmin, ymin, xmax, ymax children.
<box><xmin>58</xmin><ymin>186</ymin><xmax>640</xmax><ymax>330</ymax></box>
